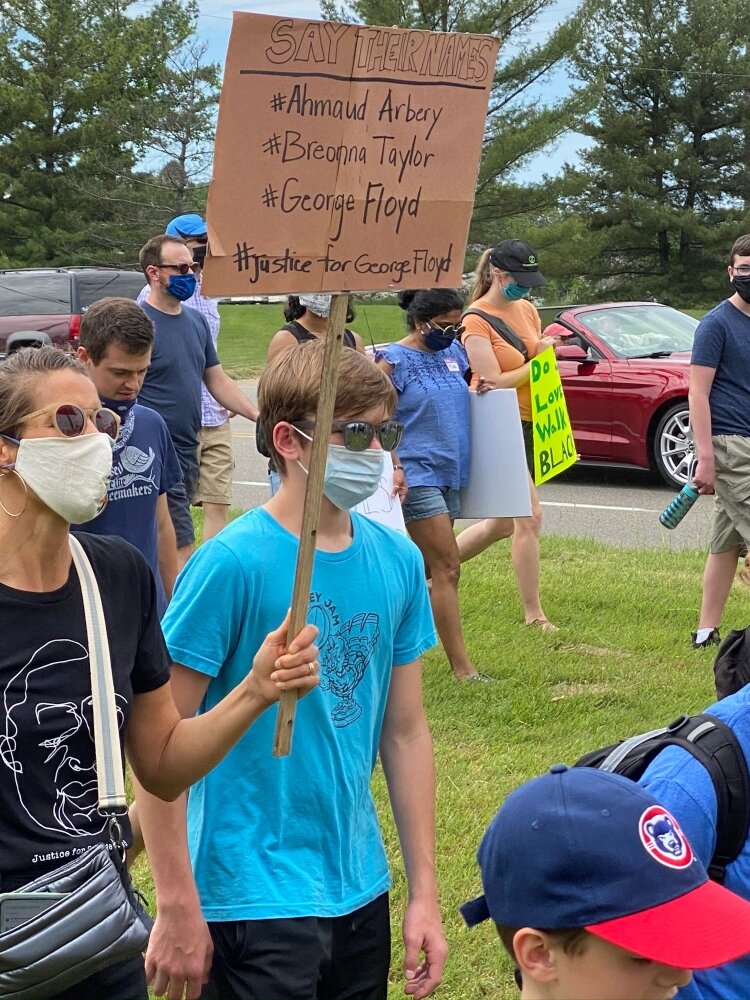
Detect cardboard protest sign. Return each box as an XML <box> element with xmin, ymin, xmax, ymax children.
<box><xmin>202</xmin><ymin>13</ymin><xmax>499</xmax><ymax>296</ymax></box>
<box><xmin>531</xmin><ymin>348</ymin><xmax>578</xmax><ymax>485</ymax></box>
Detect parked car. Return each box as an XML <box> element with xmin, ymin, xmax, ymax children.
<box><xmin>0</xmin><ymin>267</ymin><xmax>145</xmax><ymax>358</ymax></box>
<box><xmin>544</xmin><ymin>302</ymin><xmax>698</xmax><ymax>488</ymax></box>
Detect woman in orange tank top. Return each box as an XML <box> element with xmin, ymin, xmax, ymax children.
<box><xmin>457</xmin><ymin>240</ymin><xmax>558</xmax><ymax>632</ymax></box>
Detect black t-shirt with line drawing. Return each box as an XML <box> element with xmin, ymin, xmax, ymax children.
<box><xmin>0</xmin><ymin>533</ymin><xmax>171</xmax><ymax>876</ymax></box>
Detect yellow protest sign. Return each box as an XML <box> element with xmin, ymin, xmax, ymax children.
<box><xmin>530</xmin><ymin>348</ymin><xmax>577</xmax><ymax>485</ymax></box>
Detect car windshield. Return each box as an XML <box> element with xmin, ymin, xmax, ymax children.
<box><xmin>579</xmin><ymin>306</ymin><xmax>698</xmax><ymax>358</ymax></box>
<box><xmin>0</xmin><ymin>273</ymin><xmax>71</xmax><ymax>316</ymax></box>
<box><xmin>76</xmin><ymin>271</ymin><xmax>145</xmax><ymax>308</ymax></box>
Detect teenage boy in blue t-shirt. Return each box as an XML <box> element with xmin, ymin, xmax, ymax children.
<box><xmin>133</xmin><ymin>341</ymin><xmax>446</xmax><ymax>1000</ymax></box>
<box><xmin>75</xmin><ymin>296</ymin><xmax>181</xmax><ymax>617</ymax></box>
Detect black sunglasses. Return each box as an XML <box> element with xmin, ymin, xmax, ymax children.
<box><xmin>157</xmin><ymin>262</ymin><xmax>199</xmax><ymax>275</ymax></box>
<box><xmin>293</xmin><ymin>419</ymin><xmax>403</xmax><ymax>452</ymax></box>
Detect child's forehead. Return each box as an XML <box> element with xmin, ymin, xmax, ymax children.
<box><xmin>333</xmin><ymin>405</ymin><xmax>390</xmax><ymax>423</ymax></box>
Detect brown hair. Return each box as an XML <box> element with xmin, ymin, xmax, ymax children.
<box><xmin>468</xmin><ymin>249</ymin><xmax>496</xmax><ymax>303</ymax></box>
<box><xmin>496</xmin><ymin>924</ymin><xmax>590</xmax><ymax>966</ymax></box>
<box><xmin>79</xmin><ymin>297</ymin><xmax>154</xmax><ymax>364</ymax></box>
<box><xmin>0</xmin><ymin>347</ymin><xmax>86</xmax><ymax>438</ymax></box>
<box><xmin>730</xmin><ymin>235</ymin><xmax>750</xmax><ymax>266</ymax></box>
<box><xmin>139</xmin><ymin>234</ymin><xmax>189</xmax><ymax>277</ymax></box>
<box><xmin>258</xmin><ymin>340</ymin><xmax>396</xmax><ymax>473</ymax></box>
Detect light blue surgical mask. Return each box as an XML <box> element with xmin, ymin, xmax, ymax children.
<box><xmin>295</xmin><ymin>428</ymin><xmax>384</xmax><ymax>509</ymax></box>
<box><xmin>501</xmin><ymin>281</ymin><xmax>531</xmax><ymax>301</ymax></box>
<box><xmin>166</xmin><ymin>273</ymin><xmax>197</xmax><ymax>301</ymax></box>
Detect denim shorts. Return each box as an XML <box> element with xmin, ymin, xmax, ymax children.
<box><xmin>401</xmin><ymin>485</ymin><xmax>461</xmax><ymax>523</ymax></box>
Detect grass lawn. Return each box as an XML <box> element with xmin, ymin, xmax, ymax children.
<box><xmin>217</xmin><ymin>303</ymin><xmax>710</xmax><ymax>376</ymax></box>
<box><xmin>133</xmin><ymin>519</ymin><xmax>737</xmax><ymax>1000</ymax></box>
<box><xmin>217</xmin><ymin>302</ymin><xmax>406</xmax><ymax>375</ymax></box>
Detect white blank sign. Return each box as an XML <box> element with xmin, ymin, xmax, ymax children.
<box><xmin>460</xmin><ymin>389</ymin><xmax>532</xmax><ymax>519</ymax></box>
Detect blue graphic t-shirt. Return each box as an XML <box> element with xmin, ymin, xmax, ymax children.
<box><xmin>75</xmin><ymin>400</ymin><xmax>181</xmax><ymax>617</ymax></box>
<box><xmin>640</xmin><ymin>685</ymin><xmax>750</xmax><ymax>1000</ymax></box>
<box><xmin>691</xmin><ymin>298</ymin><xmax>750</xmax><ymax>437</ymax></box>
<box><xmin>161</xmin><ymin>508</ymin><xmax>436</xmax><ymax>920</ymax></box>
<box><xmin>138</xmin><ymin>302</ymin><xmax>220</xmax><ymax>463</ymax></box>
<box><xmin>377</xmin><ymin>341</ymin><xmax>471</xmax><ymax>489</ymax></box>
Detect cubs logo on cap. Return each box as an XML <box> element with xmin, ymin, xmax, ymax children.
<box><xmin>639</xmin><ymin>805</ymin><xmax>693</xmax><ymax>869</ymax></box>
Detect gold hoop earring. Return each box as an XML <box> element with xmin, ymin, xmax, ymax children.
<box><xmin>0</xmin><ymin>469</ymin><xmax>27</xmax><ymax>518</ymax></box>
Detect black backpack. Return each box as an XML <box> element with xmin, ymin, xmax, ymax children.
<box><xmin>459</xmin><ymin>308</ymin><xmax>531</xmax><ymax>387</ymax></box>
<box><xmin>460</xmin><ymin>308</ymin><xmax>530</xmax><ymax>362</ymax></box>
<box><xmin>575</xmin><ymin>713</ymin><xmax>750</xmax><ymax>883</ymax></box>
<box><xmin>714</xmin><ymin>626</ymin><xmax>750</xmax><ymax>701</ymax></box>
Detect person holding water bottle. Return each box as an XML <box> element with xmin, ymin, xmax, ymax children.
<box><xmin>689</xmin><ymin>234</ymin><xmax>750</xmax><ymax>649</ymax></box>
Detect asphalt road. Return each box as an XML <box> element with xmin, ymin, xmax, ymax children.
<box><xmin>230</xmin><ymin>381</ymin><xmax>715</xmax><ymax>551</ymax></box>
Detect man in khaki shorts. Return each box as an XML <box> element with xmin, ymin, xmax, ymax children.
<box><xmin>690</xmin><ymin>233</ymin><xmax>750</xmax><ymax>647</ymax></box>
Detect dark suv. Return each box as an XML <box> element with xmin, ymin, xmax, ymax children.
<box><xmin>0</xmin><ymin>267</ymin><xmax>146</xmax><ymax>357</ymax></box>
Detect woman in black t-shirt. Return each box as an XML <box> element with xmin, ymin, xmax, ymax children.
<box><xmin>267</xmin><ymin>294</ymin><xmax>365</xmax><ymax>359</ymax></box>
<box><xmin>0</xmin><ymin>347</ymin><xmax>319</xmax><ymax>1000</ymax></box>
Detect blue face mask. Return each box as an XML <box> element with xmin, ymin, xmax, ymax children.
<box><xmin>502</xmin><ymin>281</ymin><xmax>530</xmax><ymax>301</ymax></box>
<box><xmin>422</xmin><ymin>326</ymin><xmax>459</xmax><ymax>352</ymax></box>
<box><xmin>166</xmin><ymin>273</ymin><xmax>197</xmax><ymax>301</ymax></box>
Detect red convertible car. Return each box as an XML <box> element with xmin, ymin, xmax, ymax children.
<box><xmin>544</xmin><ymin>302</ymin><xmax>698</xmax><ymax>488</ymax></box>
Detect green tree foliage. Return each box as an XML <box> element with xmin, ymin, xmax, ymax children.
<box><xmin>131</xmin><ymin>38</ymin><xmax>220</xmax><ymax>217</ymax></box>
<box><xmin>320</xmin><ymin>0</ymin><xmax>593</xmax><ymax>286</ymax></box>
<box><xmin>570</xmin><ymin>0</ymin><xmax>750</xmax><ymax>305</ymax></box>
<box><xmin>0</xmin><ymin>0</ymin><xmax>204</xmax><ymax>266</ymax></box>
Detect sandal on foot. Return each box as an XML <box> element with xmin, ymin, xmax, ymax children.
<box><xmin>526</xmin><ymin>618</ymin><xmax>559</xmax><ymax>633</ymax></box>
<box><xmin>459</xmin><ymin>672</ymin><xmax>497</xmax><ymax>683</ymax></box>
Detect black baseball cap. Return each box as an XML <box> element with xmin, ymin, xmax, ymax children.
<box><xmin>489</xmin><ymin>239</ymin><xmax>545</xmax><ymax>287</ymax></box>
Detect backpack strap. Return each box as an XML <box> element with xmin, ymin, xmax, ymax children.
<box><xmin>462</xmin><ymin>308</ymin><xmax>530</xmax><ymax>363</ymax></box>
<box><xmin>595</xmin><ymin>714</ymin><xmax>750</xmax><ymax>884</ymax></box>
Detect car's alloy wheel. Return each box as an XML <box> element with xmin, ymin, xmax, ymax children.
<box><xmin>653</xmin><ymin>402</ymin><xmax>694</xmax><ymax>488</ymax></box>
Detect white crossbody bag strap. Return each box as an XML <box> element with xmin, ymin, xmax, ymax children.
<box><xmin>69</xmin><ymin>534</ymin><xmax>127</xmax><ymax>812</ymax></box>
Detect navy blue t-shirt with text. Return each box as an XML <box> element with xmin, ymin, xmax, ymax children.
<box><xmin>75</xmin><ymin>401</ymin><xmax>181</xmax><ymax>617</ymax></box>
<box><xmin>691</xmin><ymin>298</ymin><xmax>750</xmax><ymax>437</ymax></box>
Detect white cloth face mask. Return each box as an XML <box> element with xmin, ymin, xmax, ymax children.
<box><xmin>13</xmin><ymin>434</ymin><xmax>113</xmax><ymax>523</ymax></box>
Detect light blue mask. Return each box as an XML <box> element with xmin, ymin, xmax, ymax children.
<box><xmin>296</xmin><ymin>428</ymin><xmax>384</xmax><ymax>509</ymax></box>
<box><xmin>501</xmin><ymin>281</ymin><xmax>531</xmax><ymax>301</ymax></box>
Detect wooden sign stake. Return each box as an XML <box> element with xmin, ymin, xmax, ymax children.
<box><xmin>272</xmin><ymin>293</ymin><xmax>349</xmax><ymax>757</ymax></box>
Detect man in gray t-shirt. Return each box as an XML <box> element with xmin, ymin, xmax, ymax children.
<box><xmin>690</xmin><ymin>233</ymin><xmax>750</xmax><ymax>648</ymax></box>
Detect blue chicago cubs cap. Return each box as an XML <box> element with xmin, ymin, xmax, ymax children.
<box><xmin>165</xmin><ymin>214</ymin><xmax>207</xmax><ymax>240</ymax></box>
<box><xmin>461</xmin><ymin>765</ymin><xmax>750</xmax><ymax>969</ymax></box>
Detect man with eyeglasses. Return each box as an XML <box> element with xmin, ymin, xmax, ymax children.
<box><xmin>137</xmin><ymin>233</ymin><xmax>258</xmax><ymax>568</ymax></box>
<box><xmin>131</xmin><ymin>341</ymin><xmax>446</xmax><ymax>1000</ymax></box>
<box><xmin>138</xmin><ymin>215</ymin><xmax>236</xmax><ymax>545</ymax></box>
<box><xmin>690</xmin><ymin>234</ymin><xmax>750</xmax><ymax>648</ymax></box>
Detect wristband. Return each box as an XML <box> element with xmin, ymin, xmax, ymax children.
<box><xmin>393</xmin><ymin>464</ymin><xmax>404</xmax><ymax>472</ymax></box>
